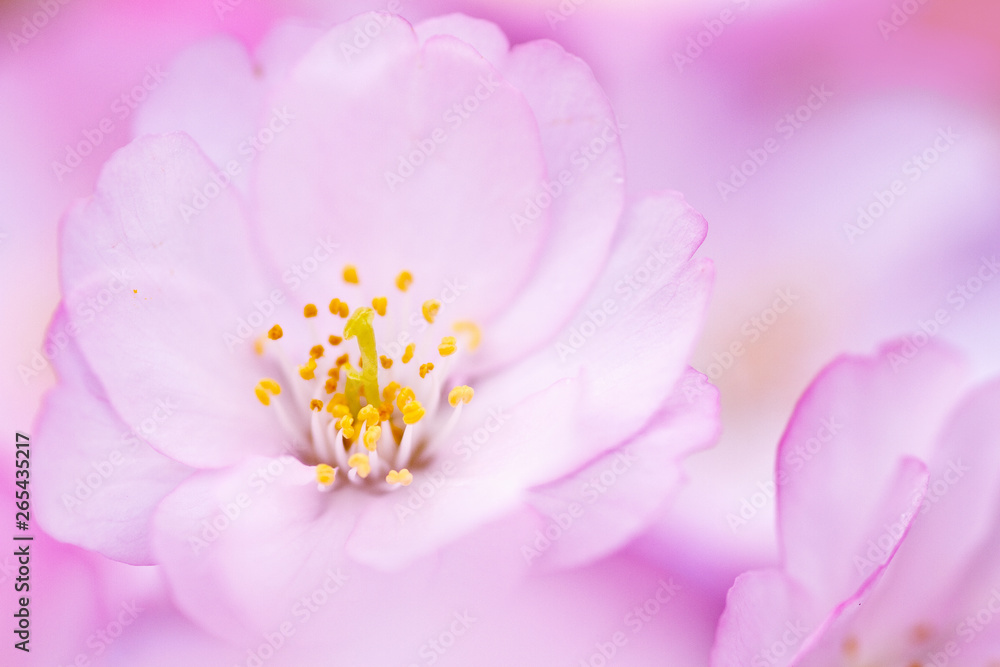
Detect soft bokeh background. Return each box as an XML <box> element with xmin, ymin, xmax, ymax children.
<box><xmin>2</xmin><ymin>0</ymin><xmax>997</xmax><ymax>663</ymax></box>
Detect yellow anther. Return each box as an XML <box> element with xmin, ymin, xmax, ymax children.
<box><xmin>402</xmin><ymin>400</ymin><xmax>425</xmax><ymax>424</ymax></box>
<box><xmin>380</xmin><ymin>355</ymin><xmax>393</xmax><ymax>369</ymax></box>
<box><xmin>303</xmin><ymin>303</ymin><xmax>318</xmax><ymax>318</ymax></box>
<box><xmin>343</xmin><ymin>265</ymin><xmax>359</xmax><ymax>284</ymax></box>
<box><xmin>298</xmin><ymin>357</ymin><xmax>318</xmax><ymax>380</ymax></box>
<box><xmin>378</xmin><ymin>402</ymin><xmax>394</xmax><ymax>421</ymax></box>
<box><xmin>382</xmin><ymin>382</ymin><xmax>400</xmax><ymax>403</ymax></box>
<box><xmin>395</xmin><ymin>270</ymin><xmax>413</xmax><ymax>292</ymax></box>
<box><xmin>329</xmin><ymin>393</ymin><xmax>347</xmax><ymax>406</ymax></box>
<box><xmin>328</xmin><ymin>403</ymin><xmax>350</xmax><ymax>419</ymax></box>
<box><xmin>363</xmin><ymin>425</ymin><xmax>382</xmax><ymax>451</ymax></box>
<box><xmin>419</xmin><ymin>362</ymin><xmax>435</xmax><ymax>378</ymax></box>
<box><xmin>324</xmin><ymin>378</ymin><xmax>338</xmax><ymax>394</ymax></box>
<box><xmin>328</xmin><ymin>335</ymin><xmax>343</xmax><ymax>346</ymax></box>
<box><xmin>452</xmin><ymin>321</ymin><xmax>481</xmax><ymax>350</ymax></box>
<box><xmin>329</xmin><ymin>298</ymin><xmax>349</xmax><ymax>317</ymax></box>
<box><xmin>402</xmin><ymin>343</ymin><xmax>415</xmax><ymax>364</ymax></box>
<box><xmin>254</xmin><ymin>379</ymin><xmax>282</xmax><ymax>406</ymax></box>
<box><xmin>448</xmin><ymin>385</ymin><xmax>474</xmax><ymax>407</ymax></box>
<box><xmin>372</xmin><ymin>297</ymin><xmax>387</xmax><ymax>316</ymax></box>
<box><xmin>310</xmin><ymin>345</ymin><xmax>325</xmax><ymax>359</ymax></box>
<box><xmin>338</xmin><ymin>414</ymin><xmax>355</xmax><ymax>438</ymax></box>
<box><xmin>438</xmin><ymin>336</ymin><xmax>457</xmax><ymax>356</ymax></box>
<box><xmin>422</xmin><ymin>299</ymin><xmax>441</xmax><ymax>324</ymax></box>
<box><xmin>315</xmin><ymin>464</ymin><xmax>337</xmax><ymax>486</ymax></box>
<box><xmin>396</xmin><ymin>386</ymin><xmax>416</xmax><ymax>410</ymax></box>
<box><xmin>357</xmin><ymin>404</ymin><xmax>380</xmax><ymax>429</ymax></box>
<box><xmin>268</xmin><ymin>325</ymin><xmax>283</xmax><ymax>340</ymax></box>
<box><xmin>386</xmin><ymin>469</ymin><xmax>413</xmax><ymax>486</ymax></box>
<box><xmin>254</xmin><ymin>338</ymin><xmax>265</xmax><ymax>355</ymax></box>
<box><xmin>348</xmin><ymin>453</ymin><xmax>370</xmax><ymax>478</ymax></box>
<box><xmin>336</xmin><ymin>353</ymin><xmax>350</xmax><ymax>367</ymax></box>
<box><xmin>310</xmin><ymin>399</ymin><xmax>324</xmax><ymax>411</ymax></box>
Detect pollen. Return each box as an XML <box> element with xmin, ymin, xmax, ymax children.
<box><xmin>303</xmin><ymin>303</ymin><xmax>318</xmax><ymax>318</ymax></box>
<box><xmin>419</xmin><ymin>362</ymin><xmax>434</xmax><ymax>378</ymax></box>
<box><xmin>382</xmin><ymin>381</ymin><xmax>401</xmax><ymax>403</ymax></box>
<box><xmin>396</xmin><ymin>386</ymin><xmax>415</xmax><ymax>410</ymax></box>
<box><xmin>380</xmin><ymin>355</ymin><xmax>393</xmax><ymax>369</ymax></box>
<box><xmin>338</xmin><ymin>414</ymin><xmax>355</xmax><ymax>439</ymax></box>
<box><xmin>402</xmin><ymin>343</ymin><xmax>415</xmax><ymax>364</ymax></box>
<box><xmin>327</xmin><ymin>403</ymin><xmax>350</xmax><ymax>419</ymax></box>
<box><xmin>438</xmin><ymin>336</ymin><xmax>457</xmax><ymax>356</ymax></box>
<box><xmin>328</xmin><ymin>335</ymin><xmax>342</xmax><ymax>346</ymax></box>
<box><xmin>348</xmin><ymin>453</ymin><xmax>370</xmax><ymax>478</ymax></box>
<box><xmin>363</xmin><ymin>425</ymin><xmax>382</xmax><ymax>451</ymax></box>
<box><xmin>329</xmin><ymin>298</ymin><xmax>349</xmax><ymax>317</ymax></box>
<box><xmin>402</xmin><ymin>400</ymin><xmax>425</xmax><ymax>424</ymax></box>
<box><xmin>315</xmin><ymin>464</ymin><xmax>337</xmax><ymax>487</ymax></box>
<box><xmin>386</xmin><ymin>469</ymin><xmax>413</xmax><ymax>486</ymax></box>
<box><xmin>309</xmin><ymin>399</ymin><xmax>324</xmax><ymax>411</ymax></box>
<box><xmin>453</xmin><ymin>320</ymin><xmax>481</xmax><ymax>350</ymax></box>
<box><xmin>422</xmin><ymin>299</ymin><xmax>441</xmax><ymax>324</ymax></box>
<box><xmin>378</xmin><ymin>402</ymin><xmax>394</xmax><ymax>421</ymax></box>
<box><xmin>448</xmin><ymin>385</ymin><xmax>474</xmax><ymax>407</ymax></box>
<box><xmin>357</xmin><ymin>404</ymin><xmax>380</xmax><ymax>429</ymax></box>
<box><xmin>254</xmin><ymin>379</ymin><xmax>282</xmax><ymax>405</ymax></box>
<box><xmin>343</xmin><ymin>265</ymin><xmax>359</xmax><ymax>284</ymax></box>
<box><xmin>395</xmin><ymin>270</ymin><xmax>413</xmax><ymax>292</ymax></box>
<box><xmin>268</xmin><ymin>325</ymin><xmax>283</xmax><ymax>340</ymax></box>
<box><xmin>372</xmin><ymin>297</ymin><xmax>387</xmax><ymax>316</ymax></box>
<box><xmin>324</xmin><ymin>377</ymin><xmax>338</xmax><ymax>394</ymax></box>
<box><xmin>309</xmin><ymin>345</ymin><xmax>325</xmax><ymax>359</ymax></box>
<box><xmin>336</xmin><ymin>353</ymin><xmax>350</xmax><ymax>367</ymax></box>
<box><xmin>298</xmin><ymin>357</ymin><xmax>318</xmax><ymax>380</ymax></box>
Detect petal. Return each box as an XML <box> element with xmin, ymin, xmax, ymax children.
<box><xmin>59</xmin><ymin>133</ymin><xmax>288</xmax><ymax>468</ymax></box>
<box><xmin>252</xmin><ymin>12</ymin><xmax>550</xmax><ymax>328</ymax></box>
<box><xmin>524</xmin><ymin>368</ymin><xmax>719</xmax><ymax>570</ymax></box>
<box><xmin>776</xmin><ymin>341</ymin><xmax>966</xmax><ymax>602</ymax></box>
<box><xmin>415</xmin><ymin>13</ymin><xmax>510</xmax><ymax>65</ymax></box>
<box><xmin>34</xmin><ymin>308</ymin><xmax>192</xmax><ymax>564</ymax></box>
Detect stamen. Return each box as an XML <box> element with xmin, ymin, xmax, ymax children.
<box><xmin>438</xmin><ymin>336</ymin><xmax>457</xmax><ymax>356</ymax></box>
<box><xmin>329</xmin><ymin>298</ymin><xmax>349</xmax><ymax>317</ymax></box>
<box><xmin>382</xmin><ymin>382</ymin><xmax>400</xmax><ymax>403</ymax></box>
<box><xmin>338</xmin><ymin>414</ymin><xmax>355</xmax><ymax>439</ymax></box>
<box><xmin>386</xmin><ymin>469</ymin><xmax>413</xmax><ymax>486</ymax></box>
<box><xmin>254</xmin><ymin>338</ymin><xmax>265</xmax><ymax>355</ymax></box>
<box><xmin>357</xmin><ymin>405</ymin><xmax>379</xmax><ymax>429</ymax></box>
<box><xmin>328</xmin><ymin>403</ymin><xmax>350</xmax><ymax>419</ymax></box>
<box><xmin>343</xmin><ymin>265</ymin><xmax>359</xmax><ymax>284</ymax></box>
<box><xmin>396</xmin><ymin>386</ymin><xmax>415</xmax><ymax>410</ymax></box>
<box><xmin>453</xmin><ymin>321</ymin><xmax>481</xmax><ymax>350</ymax></box>
<box><xmin>448</xmin><ymin>385</ymin><xmax>474</xmax><ymax>406</ymax></box>
<box><xmin>328</xmin><ymin>335</ymin><xmax>343</xmax><ymax>346</ymax></box>
<box><xmin>395</xmin><ymin>270</ymin><xmax>413</xmax><ymax>292</ymax></box>
<box><xmin>380</xmin><ymin>355</ymin><xmax>393</xmax><ymax>369</ymax></box>
<box><xmin>309</xmin><ymin>399</ymin><xmax>324</xmax><ymax>411</ymax></box>
<box><xmin>402</xmin><ymin>343</ymin><xmax>415</xmax><ymax>364</ymax></box>
<box><xmin>315</xmin><ymin>464</ymin><xmax>337</xmax><ymax>488</ymax></box>
<box><xmin>310</xmin><ymin>345</ymin><xmax>325</xmax><ymax>359</ymax></box>
<box><xmin>303</xmin><ymin>303</ymin><xmax>318</xmax><ymax>318</ymax></box>
<box><xmin>402</xmin><ymin>400</ymin><xmax>425</xmax><ymax>424</ymax></box>
<box><xmin>419</xmin><ymin>362</ymin><xmax>434</xmax><ymax>378</ymax></box>
<box><xmin>372</xmin><ymin>297</ymin><xmax>387</xmax><ymax>316</ymax></box>
<box><xmin>363</xmin><ymin>424</ymin><xmax>382</xmax><ymax>451</ymax></box>
<box><xmin>348</xmin><ymin>453</ymin><xmax>370</xmax><ymax>478</ymax></box>
<box><xmin>336</xmin><ymin>353</ymin><xmax>350</xmax><ymax>367</ymax></box>
<box><xmin>298</xmin><ymin>357</ymin><xmax>318</xmax><ymax>380</ymax></box>
<box><xmin>268</xmin><ymin>325</ymin><xmax>284</xmax><ymax>340</ymax></box>
<box><xmin>422</xmin><ymin>299</ymin><xmax>441</xmax><ymax>324</ymax></box>
<box><xmin>254</xmin><ymin>378</ymin><xmax>282</xmax><ymax>406</ymax></box>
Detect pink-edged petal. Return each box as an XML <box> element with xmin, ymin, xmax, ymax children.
<box><xmin>776</xmin><ymin>341</ymin><xmax>966</xmax><ymax>602</ymax></box>
<box><xmin>34</xmin><ymin>308</ymin><xmax>193</xmax><ymax>564</ymax></box>
<box><xmin>252</xmin><ymin>12</ymin><xmax>549</xmax><ymax>327</ymax></box>
<box><xmin>415</xmin><ymin>13</ymin><xmax>510</xmax><ymax>65</ymax></box>
<box><xmin>846</xmin><ymin>378</ymin><xmax>1000</xmax><ymax>654</ymax></box>
<box><xmin>59</xmin><ymin>133</ymin><xmax>287</xmax><ymax>468</ymax></box>
<box><xmin>524</xmin><ymin>368</ymin><xmax>719</xmax><ymax>570</ymax></box>
<box><xmin>133</xmin><ymin>36</ymin><xmax>266</xmax><ymax>192</ymax></box>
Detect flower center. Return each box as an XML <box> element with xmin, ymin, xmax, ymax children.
<box><xmin>252</xmin><ymin>267</ymin><xmax>479</xmax><ymax>492</ymax></box>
